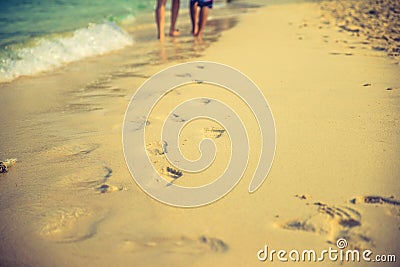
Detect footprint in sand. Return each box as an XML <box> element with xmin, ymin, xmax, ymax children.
<box><xmin>170</xmin><ymin>113</ymin><xmax>186</xmax><ymax>123</ymax></box>
<box><xmin>145</xmin><ymin>141</ymin><xmax>184</xmax><ymax>184</ymax></box>
<box><xmin>120</xmin><ymin>235</ymin><xmax>228</xmax><ymax>255</ymax></box>
<box><xmin>163</xmin><ymin>166</ymin><xmax>184</xmax><ymax>186</ymax></box>
<box><xmin>329</xmin><ymin>51</ymin><xmax>353</xmax><ymax>56</ymax></box>
<box><xmin>127</xmin><ymin>117</ymin><xmax>150</xmax><ymax>132</ymax></box>
<box><xmin>164</xmin><ymin>166</ymin><xmax>183</xmax><ymax>179</ymax></box>
<box><xmin>350</xmin><ymin>195</ymin><xmax>400</xmax><ymax>218</ymax></box>
<box><xmin>91</xmin><ymin>166</ymin><xmax>125</xmax><ymax>194</ymax></box>
<box><xmin>203</xmin><ymin>127</ymin><xmax>225</xmax><ymax>139</ymax></box>
<box><xmin>350</xmin><ymin>195</ymin><xmax>400</xmax><ymax>206</ymax></box>
<box><xmin>41</xmin><ymin>142</ymin><xmax>99</xmax><ymax>160</ymax></box>
<box><xmin>314</xmin><ymin>202</ymin><xmax>361</xmax><ymax>228</ymax></box>
<box><xmin>64</xmin><ymin>103</ymin><xmax>103</xmax><ymax>113</ymax></box>
<box><xmin>55</xmin><ymin>166</ymin><xmax>125</xmax><ymax>194</ymax></box>
<box><xmin>38</xmin><ymin>207</ymin><xmax>106</xmax><ymax>243</ymax></box>
<box><xmin>75</xmin><ymin>80</ymin><xmax>126</xmax><ymax>98</ymax></box>
<box><xmin>276</xmin><ymin>198</ymin><xmax>372</xmax><ymax>250</ymax></box>
<box><xmin>96</xmin><ymin>183</ymin><xmax>124</xmax><ymax>193</ymax></box>
<box><xmin>146</xmin><ymin>141</ymin><xmax>167</xmax><ymax>157</ymax></box>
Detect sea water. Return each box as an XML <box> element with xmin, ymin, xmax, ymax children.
<box><xmin>0</xmin><ymin>0</ymin><xmax>242</xmax><ymax>83</ymax></box>
<box><xmin>0</xmin><ymin>0</ymin><xmax>157</xmax><ymax>82</ymax></box>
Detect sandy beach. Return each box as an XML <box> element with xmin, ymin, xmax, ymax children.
<box><xmin>0</xmin><ymin>1</ymin><xmax>399</xmax><ymax>266</ymax></box>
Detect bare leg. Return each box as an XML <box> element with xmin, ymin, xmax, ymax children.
<box><xmin>196</xmin><ymin>6</ymin><xmax>209</xmax><ymax>40</ymax></box>
<box><xmin>155</xmin><ymin>0</ymin><xmax>167</xmax><ymax>40</ymax></box>
<box><xmin>169</xmin><ymin>0</ymin><xmax>180</xmax><ymax>36</ymax></box>
<box><xmin>190</xmin><ymin>1</ymin><xmax>198</xmax><ymax>35</ymax></box>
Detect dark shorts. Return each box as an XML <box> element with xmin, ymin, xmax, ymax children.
<box><xmin>190</xmin><ymin>0</ymin><xmax>213</xmax><ymax>8</ymax></box>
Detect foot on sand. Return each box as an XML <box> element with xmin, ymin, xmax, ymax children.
<box><xmin>191</xmin><ymin>27</ymin><xmax>198</xmax><ymax>37</ymax></box>
<box><xmin>169</xmin><ymin>29</ymin><xmax>180</xmax><ymax>37</ymax></box>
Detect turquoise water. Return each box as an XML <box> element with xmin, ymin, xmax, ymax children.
<box><xmin>0</xmin><ymin>0</ymin><xmax>154</xmax><ymax>48</ymax></box>
<box><xmin>0</xmin><ymin>0</ymin><xmax>157</xmax><ymax>82</ymax></box>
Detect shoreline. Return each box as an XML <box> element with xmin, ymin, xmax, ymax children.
<box><xmin>0</xmin><ymin>0</ymin><xmax>261</xmax><ymax>84</ymax></box>
<box><xmin>1</xmin><ymin>1</ymin><xmax>399</xmax><ymax>266</ymax></box>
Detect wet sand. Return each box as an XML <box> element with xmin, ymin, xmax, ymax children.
<box><xmin>0</xmin><ymin>1</ymin><xmax>399</xmax><ymax>266</ymax></box>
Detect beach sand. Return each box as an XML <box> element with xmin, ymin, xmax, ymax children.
<box><xmin>0</xmin><ymin>1</ymin><xmax>399</xmax><ymax>266</ymax></box>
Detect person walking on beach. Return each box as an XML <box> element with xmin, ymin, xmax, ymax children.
<box><xmin>155</xmin><ymin>0</ymin><xmax>180</xmax><ymax>40</ymax></box>
<box><xmin>190</xmin><ymin>0</ymin><xmax>213</xmax><ymax>40</ymax></box>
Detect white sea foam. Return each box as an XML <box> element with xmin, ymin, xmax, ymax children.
<box><xmin>0</xmin><ymin>22</ymin><xmax>133</xmax><ymax>83</ymax></box>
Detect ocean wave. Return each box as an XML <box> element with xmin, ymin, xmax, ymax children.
<box><xmin>0</xmin><ymin>22</ymin><xmax>133</xmax><ymax>83</ymax></box>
